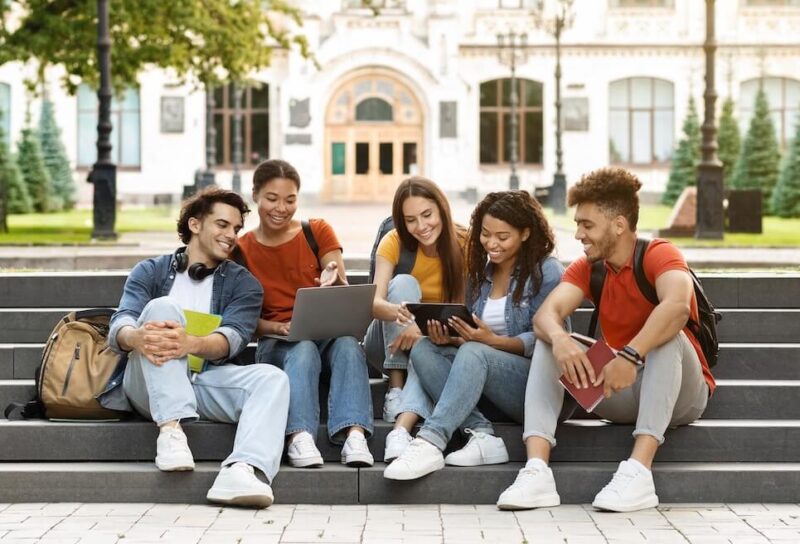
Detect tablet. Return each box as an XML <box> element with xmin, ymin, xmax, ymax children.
<box><xmin>406</xmin><ymin>303</ymin><xmax>477</xmax><ymax>337</ymax></box>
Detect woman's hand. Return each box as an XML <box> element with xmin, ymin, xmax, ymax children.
<box><xmin>272</xmin><ymin>321</ymin><xmax>291</xmax><ymax>336</ymax></box>
<box><xmin>388</xmin><ymin>322</ymin><xmax>422</xmax><ymax>355</ymax></box>
<box><xmin>427</xmin><ymin>320</ymin><xmax>456</xmax><ymax>345</ymax></box>
<box><xmin>394</xmin><ymin>302</ymin><xmax>414</xmax><ymax>326</ymax></box>
<box><xmin>316</xmin><ymin>262</ymin><xmax>341</xmax><ymax>287</ymax></box>
<box><xmin>448</xmin><ymin>314</ymin><xmax>497</xmax><ymax>345</ymax></box>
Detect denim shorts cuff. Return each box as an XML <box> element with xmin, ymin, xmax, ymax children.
<box><xmin>521</xmin><ymin>430</ymin><xmax>556</xmax><ymax>448</ymax></box>
<box><xmin>632</xmin><ymin>428</ymin><xmax>665</xmax><ymax>445</ymax></box>
<box><xmin>416</xmin><ymin>428</ymin><xmax>447</xmax><ymax>452</ymax></box>
<box><xmin>154</xmin><ymin>413</ymin><xmax>198</xmax><ymax>427</ymax></box>
<box><xmin>329</xmin><ymin>421</ymin><xmax>375</xmax><ymax>443</ymax></box>
<box><xmin>382</xmin><ymin>361</ymin><xmax>408</xmax><ymax>370</ymax></box>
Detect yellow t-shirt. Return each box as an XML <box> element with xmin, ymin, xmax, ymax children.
<box><xmin>376</xmin><ymin>229</ymin><xmax>444</xmax><ymax>303</ymax></box>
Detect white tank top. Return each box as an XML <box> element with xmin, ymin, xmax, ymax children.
<box><xmin>481</xmin><ymin>296</ymin><xmax>508</xmax><ymax>336</ymax></box>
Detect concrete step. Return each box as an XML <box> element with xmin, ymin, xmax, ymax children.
<box><xmin>3</xmin><ymin>342</ymin><xmax>799</xmax><ymax>381</ymax></box>
<box><xmin>1</xmin><ymin>419</ymin><xmax>798</xmax><ymax>464</ymax></box>
<box><xmin>2</xmin><ymin>272</ymin><xmax>799</xmax><ymax>308</ymax></box>
<box><xmin>3</xmin><ymin>308</ymin><xmax>800</xmax><ymax>344</ymax></box>
<box><xmin>0</xmin><ymin>461</ymin><xmax>796</xmax><ymax>504</ymax></box>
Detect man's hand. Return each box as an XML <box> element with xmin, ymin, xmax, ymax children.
<box><xmin>597</xmin><ymin>356</ymin><xmax>638</xmax><ymax>398</ymax></box>
<box><xmin>315</xmin><ymin>262</ymin><xmax>341</xmax><ymax>287</ymax></box>
<box><xmin>389</xmin><ymin>322</ymin><xmax>422</xmax><ymax>355</ymax></box>
<box><xmin>448</xmin><ymin>314</ymin><xmax>496</xmax><ymax>345</ymax></box>
<box><xmin>141</xmin><ymin>320</ymin><xmax>196</xmax><ymax>366</ymax></box>
<box><xmin>552</xmin><ymin>334</ymin><xmax>596</xmax><ymax>389</ymax></box>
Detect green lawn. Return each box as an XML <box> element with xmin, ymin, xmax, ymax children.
<box><xmin>0</xmin><ymin>207</ymin><xmax>179</xmax><ymax>244</ymax></box>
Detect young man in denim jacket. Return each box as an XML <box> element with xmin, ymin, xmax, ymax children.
<box><xmin>105</xmin><ymin>187</ymin><xmax>290</xmax><ymax>508</ymax></box>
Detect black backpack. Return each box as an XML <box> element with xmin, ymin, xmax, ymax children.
<box><xmin>368</xmin><ymin>216</ymin><xmax>416</xmax><ymax>283</ymax></box>
<box><xmin>587</xmin><ymin>238</ymin><xmax>722</xmax><ymax>367</ymax></box>
<box><xmin>232</xmin><ymin>220</ymin><xmax>321</xmax><ymax>267</ymax></box>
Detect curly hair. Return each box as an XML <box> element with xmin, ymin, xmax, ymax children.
<box><xmin>391</xmin><ymin>176</ymin><xmax>465</xmax><ymax>303</ymax></box>
<box><xmin>567</xmin><ymin>167</ymin><xmax>642</xmax><ymax>230</ymax></box>
<box><xmin>252</xmin><ymin>159</ymin><xmax>301</xmax><ymax>194</ymax></box>
<box><xmin>177</xmin><ymin>186</ymin><xmax>250</xmax><ymax>244</ymax></box>
<box><xmin>466</xmin><ymin>191</ymin><xmax>555</xmax><ymax>305</ymax></box>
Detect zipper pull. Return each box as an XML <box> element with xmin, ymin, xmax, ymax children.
<box><xmin>74</xmin><ymin>344</ymin><xmax>81</xmax><ymax>359</ymax></box>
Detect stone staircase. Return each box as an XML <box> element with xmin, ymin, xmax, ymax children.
<box><xmin>0</xmin><ymin>271</ymin><xmax>799</xmax><ymax>504</ymax></box>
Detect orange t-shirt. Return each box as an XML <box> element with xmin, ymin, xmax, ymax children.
<box><xmin>562</xmin><ymin>238</ymin><xmax>715</xmax><ymax>394</ymax></box>
<box><xmin>237</xmin><ymin>219</ymin><xmax>342</xmax><ymax>323</ymax></box>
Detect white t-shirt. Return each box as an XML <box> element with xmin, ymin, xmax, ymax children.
<box><xmin>481</xmin><ymin>296</ymin><xmax>508</xmax><ymax>336</ymax></box>
<box><xmin>168</xmin><ymin>270</ymin><xmax>213</xmax><ymax>315</ymax></box>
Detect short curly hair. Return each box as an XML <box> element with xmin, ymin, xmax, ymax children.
<box><xmin>177</xmin><ymin>186</ymin><xmax>250</xmax><ymax>244</ymax></box>
<box><xmin>567</xmin><ymin>167</ymin><xmax>642</xmax><ymax>230</ymax></box>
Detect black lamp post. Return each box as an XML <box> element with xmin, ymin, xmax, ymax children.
<box><xmin>232</xmin><ymin>83</ymin><xmax>244</xmax><ymax>194</ymax></box>
<box><xmin>88</xmin><ymin>0</ymin><xmax>117</xmax><ymax>240</ymax></box>
<box><xmin>535</xmin><ymin>0</ymin><xmax>574</xmax><ymax>215</ymax></box>
<box><xmin>199</xmin><ymin>83</ymin><xmax>217</xmax><ymax>190</ymax></box>
<box><xmin>696</xmin><ymin>0</ymin><xmax>724</xmax><ymax>239</ymax></box>
<box><xmin>497</xmin><ymin>32</ymin><xmax>528</xmax><ymax>191</ymax></box>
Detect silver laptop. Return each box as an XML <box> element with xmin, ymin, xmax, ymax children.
<box><xmin>265</xmin><ymin>283</ymin><xmax>376</xmax><ymax>342</ymax></box>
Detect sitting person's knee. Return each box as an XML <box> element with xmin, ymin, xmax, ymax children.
<box><xmin>142</xmin><ymin>296</ymin><xmax>184</xmax><ymax>322</ymax></box>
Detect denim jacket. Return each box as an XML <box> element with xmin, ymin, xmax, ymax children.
<box><xmin>100</xmin><ymin>251</ymin><xmax>263</xmax><ymax>411</ymax></box>
<box><xmin>466</xmin><ymin>255</ymin><xmax>565</xmax><ymax>358</ymax></box>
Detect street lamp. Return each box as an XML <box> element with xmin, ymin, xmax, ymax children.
<box><xmin>87</xmin><ymin>0</ymin><xmax>117</xmax><ymax>240</ymax></box>
<box><xmin>199</xmin><ymin>83</ymin><xmax>217</xmax><ymax>190</ymax></box>
<box><xmin>232</xmin><ymin>83</ymin><xmax>244</xmax><ymax>194</ymax></box>
<box><xmin>534</xmin><ymin>0</ymin><xmax>574</xmax><ymax>215</ymax></box>
<box><xmin>496</xmin><ymin>31</ymin><xmax>528</xmax><ymax>191</ymax></box>
<box><xmin>696</xmin><ymin>0</ymin><xmax>724</xmax><ymax>239</ymax></box>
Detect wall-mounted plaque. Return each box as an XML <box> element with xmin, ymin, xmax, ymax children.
<box><xmin>562</xmin><ymin>97</ymin><xmax>589</xmax><ymax>132</ymax></box>
<box><xmin>285</xmin><ymin>133</ymin><xmax>312</xmax><ymax>145</ymax></box>
<box><xmin>160</xmin><ymin>96</ymin><xmax>184</xmax><ymax>133</ymax></box>
<box><xmin>439</xmin><ymin>101</ymin><xmax>457</xmax><ymax>138</ymax></box>
<box><xmin>289</xmin><ymin>98</ymin><xmax>311</xmax><ymax>128</ymax></box>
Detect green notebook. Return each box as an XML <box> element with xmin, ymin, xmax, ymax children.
<box><xmin>183</xmin><ymin>309</ymin><xmax>223</xmax><ymax>373</ymax></box>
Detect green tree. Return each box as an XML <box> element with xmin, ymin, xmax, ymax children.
<box><xmin>662</xmin><ymin>96</ymin><xmax>701</xmax><ymax>206</ymax></box>
<box><xmin>731</xmin><ymin>87</ymin><xmax>781</xmax><ymax>214</ymax></box>
<box><xmin>717</xmin><ymin>97</ymin><xmax>741</xmax><ymax>188</ymax></box>
<box><xmin>0</xmin><ymin>118</ymin><xmax>33</xmax><ymax>229</ymax></box>
<box><xmin>0</xmin><ymin>0</ymin><xmax>312</xmax><ymax>92</ymax></box>
<box><xmin>16</xmin><ymin>110</ymin><xmax>52</xmax><ymax>213</ymax></box>
<box><xmin>771</xmin><ymin>113</ymin><xmax>800</xmax><ymax>217</ymax></box>
<box><xmin>38</xmin><ymin>99</ymin><xmax>75</xmax><ymax>210</ymax></box>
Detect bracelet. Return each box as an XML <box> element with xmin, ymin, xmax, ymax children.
<box><xmin>620</xmin><ymin>345</ymin><xmax>644</xmax><ymax>366</ymax></box>
<box><xmin>617</xmin><ymin>350</ymin><xmax>639</xmax><ymax>365</ymax></box>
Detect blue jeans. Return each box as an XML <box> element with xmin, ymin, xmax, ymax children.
<box><xmin>363</xmin><ymin>274</ymin><xmax>422</xmax><ymax>372</ymax></box>
<box><xmin>122</xmin><ymin>297</ymin><xmax>290</xmax><ymax>483</ymax></box>
<box><xmin>411</xmin><ymin>338</ymin><xmax>531</xmax><ymax>451</ymax></box>
<box><xmin>256</xmin><ymin>336</ymin><xmax>373</xmax><ymax>444</ymax></box>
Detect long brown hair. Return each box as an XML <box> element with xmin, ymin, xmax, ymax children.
<box><xmin>391</xmin><ymin>177</ymin><xmax>465</xmax><ymax>303</ymax></box>
<box><xmin>466</xmin><ymin>191</ymin><xmax>555</xmax><ymax>305</ymax></box>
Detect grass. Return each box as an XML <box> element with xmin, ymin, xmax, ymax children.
<box><xmin>0</xmin><ymin>207</ymin><xmax>179</xmax><ymax>244</ymax></box>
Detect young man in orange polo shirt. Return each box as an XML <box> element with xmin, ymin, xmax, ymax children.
<box><xmin>497</xmin><ymin>167</ymin><xmax>715</xmax><ymax>512</ymax></box>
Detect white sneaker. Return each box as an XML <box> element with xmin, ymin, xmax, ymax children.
<box><xmin>496</xmin><ymin>461</ymin><xmax>561</xmax><ymax>510</ymax></box>
<box><xmin>384</xmin><ymin>427</ymin><xmax>413</xmax><ymax>462</ymax></box>
<box><xmin>444</xmin><ymin>429</ymin><xmax>509</xmax><ymax>467</ymax></box>
<box><xmin>383</xmin><ymin>438</ymin><xmax>444</xmax><ymax>480</ymax></box>
<box><xmin>592</xmin><ymin>460</ymin><xmax>659</xmax><ymax>512</ymax></box>
<box><xmin>341</xmin><ymin>432</ymin><xmax>374</xmax><ymax>467</ymax></box>
<box><xmin>383</xmin><ymin>387</ymin><xmax>403</xmax><ymax>423</ymax></box>
<box><xmin>286</xmin><ymin>431</ymin><xmax>324</xmax><ymax>468</ymax></box>
<box><xmin>155</xmin><ymin>426</ymin><xmax>195</xmax><ymax>472</ymax></box>
<box><xmin>206</xmin><ymin>462</ymin><xmax>274</xmax><ymax>508</ymax></box>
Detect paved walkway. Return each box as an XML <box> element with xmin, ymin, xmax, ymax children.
<box><xmin>0</xmin><ymin>502</ymin><xmax>799</xmax><ymax>543</ymax></box>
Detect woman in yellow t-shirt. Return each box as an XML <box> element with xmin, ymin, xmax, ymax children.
<box><xmin>363</xmin><ymin>176</ymin><xmax>465</xmax><ymax>461</ymax></box>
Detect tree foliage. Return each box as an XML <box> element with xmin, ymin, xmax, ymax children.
<box><xmin>16</xmin><ymin>110</ymin><xmax>52</xmax><ymax>213</ymax></box>
<box><xmin>38</xmin><ymin>98</ymin><xmax>75</xmax><ymax>210</ymax></box>
<box><xmin>771</xmin><ymin>113</ymin><xmax>800</xmax><ymax>218</ymax></box>
<box><xmin>731</xmin><ymin>87</ymin><xmax>781</xmax><ymax>214</ymax></box>
<box><xmin>662</xmin><ymin>96</ymin><xmax>701</xmax><ymax>206</ymax></box>
<box><xmin>717</xmin><ymin>97</ymin><xmax>741</xmax><ymax>188</ymax></box>
<box><xmin>0</xmin><ymin>0</ymin><xmax>311</xmax><ymax>93</ymax></box>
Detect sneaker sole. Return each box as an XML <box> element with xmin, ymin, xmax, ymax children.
<box><xmin>592</xmin><ymin>495</ymin><xmax>659</xmax><ymax>513</ymax></box>
<box><xmin>341</xmin><ymin>453</ymin><xmax>374</xmax><ymax>467</ymax></box>
<box><xmin>289</xmin><ymin>457</ymin><xmax>324</xmax><ymax>468</ymax></box>
<box><xmin>206</xmin><ymin>491</ymin><xmax>274</xmax><ymax>509</ymax></box>
<box><xmin>445</xmin><ymin>453</ymin><xmax>510</xmax><ymax>467</ymax></box>
<box><xmin>383</xmin><ymin>458</ymin><xmax>445</xmax><ymax>481</ymax></box>
<box><xmin>155</xmin><ymin>460</ymin><xmax>195</xmax><ymax>472</ymax></box>
<box><xmin>496</xmin><ymin>493</ymin><xmax>561</xmax><ymax>510</ymax></box>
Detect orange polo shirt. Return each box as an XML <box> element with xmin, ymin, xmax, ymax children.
<box><xmin>563</xmin><ymin>238</ymin><xmax>715</xmax><ymax>394</ymax></box>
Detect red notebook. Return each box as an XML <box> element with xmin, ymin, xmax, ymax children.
<box><xmin>559</xmin><ymin>333</ymin><xmax>617</xmax><ymax>413</ymax></box>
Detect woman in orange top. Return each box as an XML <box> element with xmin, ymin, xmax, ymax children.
<box><xmin>237</xmin><ymin>159</ymin><xmax>373</xmax><ymax>470</ymax></box>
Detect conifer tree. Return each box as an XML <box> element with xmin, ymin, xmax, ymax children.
<box><xmin>38</xmin><ymin>99</ymin><xmax>75</xmax><ymax>210</ymax></box>
<box><xmin>731</xmin><ymin>87</ymin><xmax>781</xmax><ymax>213</ymax></box>
<box><xmin>16</xmin><ymin>109</ymin><xmax>53</xmax><ymax>213</ymax></box>
<box><xmin>662</xmin><ymin>96</ymin><xmax>701</xmax><ymax>206</ymax></box>
<box><xmin>0</xmin><ymin>122</ymin><xmax>33</xmax><ymax>232</ymax></box>
<box><xmin>771</xmin><ymin>113</ymin><xmax>800</xmax><ymax>218</ymax></box>
<box><xmin>717</xmin><ymin>97</ymin><xmax>741</xmax><ymax>188</ymax></box>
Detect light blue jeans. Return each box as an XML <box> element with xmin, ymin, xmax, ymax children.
<box><xmin>411</xmin><ymin>338</ymin><xmax>531</xmax><ymax>451</ymax></box>
<box><xmin>122</xmin><ymin>297</ymin><xmax>290</xmax><ymax>483</ymax></box>
<box><xmin>255</xmin><ymin>336</ymin><xmax>373</xmax><ymax>444</ymax></box>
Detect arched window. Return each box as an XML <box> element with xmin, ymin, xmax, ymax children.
<box><xmin>213</xmin><ymin>83</ymin><xmax>270</xmax><ymax>168</ymax></box>
<box><xmin>608</xmin><ymin>77</ymin><xmax>674</xmax><ymax>164</ymax></box>
<box><xmin>479</xmin><ymin>78</ymin><xmax>543</xmax><ymax>165</ymax></box>
<box><xmin>739</xmin><ymin>77</ymin><xmax>800</xmax><ymax>148</ymax></box>
<box><xmin>355</xmin><ymin>97</ymin><xmax>393</xmax><ymax>121</ymax></box>
<box><xmin>0</xmin><ymin>82</ymin><xmax>11</xmax><ymax>146</ymax></box>
<box><xmin>77</xmin><ymin>84</ymin><xmax>140</xmax><ymax>168</ymax></box>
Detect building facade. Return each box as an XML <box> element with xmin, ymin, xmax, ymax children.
<box><xmin>1</xmin><ymin>0</ymin><xmax>799</xmax><ymax>204</ymax></box>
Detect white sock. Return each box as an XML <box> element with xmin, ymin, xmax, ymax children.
<box><xmin>627</xmin><ymin>458</ymin><xmax>651</xmax><ymax>473</ymax></box>
<box><xmin>526</xmin><ymin>458</ymin><xmax>548</xmax><ymax>471</ymax></box>
<box><xmin>347</xmin><ymin>428</ymin><xmax>365</xmax><ymax>438</ymax></box>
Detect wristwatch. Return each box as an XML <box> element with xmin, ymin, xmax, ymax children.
<box><xmin>619</xmin><ymin>345</ymin><xmax>644</xmax><ymax>366</ymax></box>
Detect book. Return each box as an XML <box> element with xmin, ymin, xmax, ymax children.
<box><xmin>183</xmin><ymin>309</ymin><xmax>223</xmax><ymax>373</ymax></box>
<box><xmin>559</xmin><ymin>333</ymin><xmax>617</xmax><ymax>413</ymax></box>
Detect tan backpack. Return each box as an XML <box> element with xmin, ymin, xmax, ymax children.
<box><xmin>5</xmin><ymin>309</ymin><xmax>128</xmax><ymax>420</ymax></box>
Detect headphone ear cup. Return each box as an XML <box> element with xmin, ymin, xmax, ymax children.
<box><xmin>175</xmin><ymin>251</ymin><xmax>188</xmax><ymax>273</ymax></box>
<box><xmin>188</xmin><ymin>262</ymin><xmax>216</xmax><ymax>281</ymax></box>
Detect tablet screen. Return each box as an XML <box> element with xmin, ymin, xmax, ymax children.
<box><xmin>406</xmin><ymin>303</ymin><xmax>477</xmax><ymax>337</ymax></box>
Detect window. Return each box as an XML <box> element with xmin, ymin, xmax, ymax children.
<box><xmin>609</xmin><ymin>0</ymin><xmax>673</xmax><ymax>6</ymax></box>
<box><xmin>608</xmin><ymin>77</ymin><xmax>674</xmax><ymax>164</ymax></box>
<box><xmin>343</xmin><ymin>0</ymin><xmax>405</xmax><ymax>9</ymax></box>
<box><xmin>355</xmin><ymin>98</ymin><xmax>393</xmax><ymax>122</ymax></box>
<box><xmin>497</xmin><ymin>0</ymin><xmax>536</xmax><ymax>7</ymax></box>
<box><xmin>744</xmin><ymin>0</ymin><xmax>800</xmax><ymax>6</ymax></box>
<box><xmin>212</xmin><ymin>84</ymin><xmax>270</xmax><ymax>168</ymax></box>
<box><xmin>479</xmin><ymin>78</ymin><xmax>543</xmax><ymax>165</ymax></box>
<box><xmin>739</xmin><ymin>77</ymin><xmax>800</xmax><ymax>148</ymax></box>
<box><xmin>77</xmin><ymin>84</ymin><xmax>140</xmax><ymax>168</ymax></box>
<box><xmin>0</xmin><ymin>83</ymin><xmax>9</xmax><ymax>146</ymax></box>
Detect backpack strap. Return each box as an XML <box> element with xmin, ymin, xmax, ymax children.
<box><xmin>4</xmin><ymin>400</ymin><xmax>45</xmax><ymax>420</ymax></box>
<box><xmin>396</xmin><ymin>246</ymin><xmax>416</xmax><ymax>276</ymax></box>
<box><xmin>632</xmin><ymin>239</ymin><xmax>659</xmax><ymax>305</ymax></box>
<box><xmin>301</xmin><ymin>220</ymin><xmax>321</xmax><ymax>267</ymax></box>
<box><xmin>587</xmin><ymin>260</ymin><xmax>606</xmax><ymax>338</ymax></box>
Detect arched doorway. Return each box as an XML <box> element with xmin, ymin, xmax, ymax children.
<box><xmin>324</xmin><ymin>68</ymin><xmax>425</xmax><ymax>201</ymax></box>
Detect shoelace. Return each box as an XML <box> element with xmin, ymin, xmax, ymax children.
<box><xmin>602</xmin><ymin>468</ymin><xmax>636</xmax><ymax>494</ymax></box>
<box><xmin>386</xmin><ymin>388</ymin><xmax>401</xmax><ymax>401</ymax></box>
<box><xmin>399</xmin><ymin>440</ymin><xmax>428</xmax><ymax>463</ymax></box>
<box><xmin>231</xmin><ymin>462</ymin><xmax>254</xmax><ymax>475</ymax></box>
<box><xmin>292</xmin><ymin>435</ymin><xmax>318</xmax><ymax>456</ymax></box>
<box><xmin>347</xmin><ymin>434</ymin><xmax>368</xmax><ymax>448</ymax></box>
